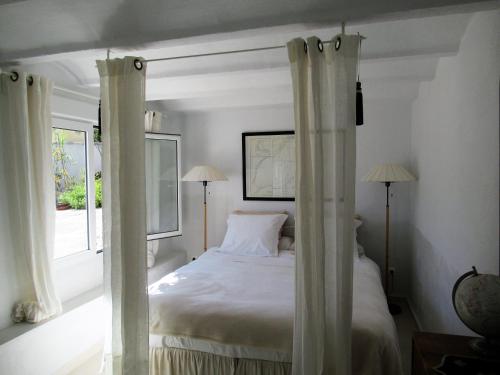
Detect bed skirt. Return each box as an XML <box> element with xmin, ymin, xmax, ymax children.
<box><xmin>150</xmin><ymin>347</ymin><xmax>292</xmax><ymax>375</ymax></box>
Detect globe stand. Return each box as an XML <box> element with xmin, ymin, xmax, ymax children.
<box><xmin>470</xmin><ymin>337</ymin><xmax>500</xmax><ymax>358</ymax></box>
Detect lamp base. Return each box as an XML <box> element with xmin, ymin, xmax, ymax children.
<box><xmin>388</xmin><ymin>302</ymin><xmax>402</xmax><ymax>315</ymax></box>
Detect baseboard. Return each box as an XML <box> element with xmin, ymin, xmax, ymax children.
<box><xmin>405</xmin><ymin>297</ymin><xmax>423</xmax><ymax>331</ymax></box>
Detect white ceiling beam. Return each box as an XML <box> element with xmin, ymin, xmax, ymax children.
<box><xmin>151</xmin><ymin>77</ymin><xmax>421</xmax><ymax>112</ymax></box>
<box><xmin>146</xmin><ymin>68</ymin><xmax>290</xmax><ymax>101</ymax></box>
<box><xmin>153</xmin><ymin>87</ymin><xmax>293</xmax><ymax>112</ymax></box>
<box><xmin>143</xmin><ymin>55</ymin><xmax>438</xmax><ymax>101</ymax></box>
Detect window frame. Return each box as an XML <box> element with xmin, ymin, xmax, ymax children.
<box><xmin>52</xmin><ymin>113</ymin><xmax>98</xmax><ymax>259</ymax></box>
<box><xmin>145</xmin><ymin>132</ymin><xmax>182</xmax><ymax>240</ymax></box>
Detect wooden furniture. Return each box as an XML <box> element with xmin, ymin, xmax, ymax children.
<box><xmin>412</xmin><ymin>332</ymin><xmax>499</xmax><ymax>375</ymax></box>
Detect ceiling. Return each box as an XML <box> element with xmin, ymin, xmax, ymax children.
<box><xmin>0</xmin><ymin>1</ymin><xmax>496</xmax><ymax>111</ymax></box>
<box><xmin>0</xmin><ymin>0</ymin><xmax>492</xmax><ymax>61</ymax></box>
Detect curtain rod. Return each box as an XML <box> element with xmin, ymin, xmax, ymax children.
<box><xmin>144</xmin><ymin>44</ymin><xmax>286</xmax><ymax>63</ymax></box>
<box><xmin>142</xmin><ymin>24</ymin><xmax>366</xmax><ymax>64</ymax></box>
<box><xmin>143</xmin><ymin>36</ymin><xmax>366</xmax><ymax>64</ymax></box>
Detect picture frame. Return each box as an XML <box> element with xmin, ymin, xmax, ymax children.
<box><xmin>242</xmin><ymin>131</ymin><xmax>295</xmax><ymax>201</ymax></box>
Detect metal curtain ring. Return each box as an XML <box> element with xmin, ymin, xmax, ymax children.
<box><xmin>335</xmin><ymin>37</ymin><xmax>342</xmax><ymax>50</ymax></box>
<box><xmin>303</xmin><ymin>41</ymin><xmax>308</xmax><ymax>53</ymax></box>
<box><xmin>27</xmin><ymin>76</ymin><xmax>34</xmax><ymax>86</ymax></box>
<box><xmin>10</xmin><ymin>71</ymin><xmax>19</xmax><ymax>82</ymax></box>
<box><xmin>134</xmin><ymin>58</ymin><xmax>143</xmax><ymax>70</ymax></box>
<box><xmin>317</xmin><ymin>39</ymin><xmax>324</xmax><ymax>52</ymax></box>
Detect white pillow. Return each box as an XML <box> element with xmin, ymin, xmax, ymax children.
<box><xmin>219</xmin><ymin>214</ymin><xmax>288</xmax><ymax>256</ymax></box>
<box><xmin>278</xmin><ymin>236</ymin><xmax>294</xmax><ymax>251</ymax></box>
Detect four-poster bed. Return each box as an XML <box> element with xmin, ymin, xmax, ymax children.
<box><xmin>96</xmin><ymin>26</ymin><xmax>403</xmax><ymax>375</ymax></box>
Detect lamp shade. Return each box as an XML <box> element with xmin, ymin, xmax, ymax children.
<box><xmin>182</xmin><ymin>165</ymin><xmax>227</xmax><ymax>182</ymax></box>
<box><xmin>362</xmin><ymin>164</ymin><xmax>416</xmax><ymax>183</ymax></box>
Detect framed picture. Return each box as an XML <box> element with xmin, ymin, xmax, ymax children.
<box><xmin>242</xmin><ymin>131</ymin><xmax>295</xmax><ymax>201</ymax></box>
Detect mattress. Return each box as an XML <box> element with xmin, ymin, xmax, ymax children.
<box><xmin>148</xmin><ymin>249</ymin><xmax>403</xmax><ymax>374</ymax></box>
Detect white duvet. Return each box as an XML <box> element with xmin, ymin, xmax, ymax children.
<box><xmin>148</xmin><ymin>249</ymin><xmax>402</xmax><ymax>375</ymax></box>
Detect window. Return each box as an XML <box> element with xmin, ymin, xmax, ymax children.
<box><xmin>52</xmin><ymin>123</ymin><xmax>178</xmax><ymax>258</ymax></box>
<box><xmin>145</xmin><ymin>133</ymin><xmax>182</xmax><ymax>239</ymax></box>
<box><xmin>52</xmin><ymin>116</ymin><xmax>101</xmax><ymax>258</ymax></box>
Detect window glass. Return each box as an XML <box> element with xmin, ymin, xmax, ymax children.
<box><xmin>53</xmin><ymin>128</ymin><xmax>88</xmax><ymax>258</ymax></box>
<box><xmin>145</xmin><ymin>135</ymin><xmax>181</xmax><ymax>238</ymax></box>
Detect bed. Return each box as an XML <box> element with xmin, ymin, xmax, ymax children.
<box><xmin>148</xmin><ymin>247</ymin><xmax>403</xmax><ymax>375</ymax></box>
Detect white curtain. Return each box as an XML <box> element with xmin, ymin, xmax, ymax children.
<box><xmin>97</xmin><ymin>57</ymin><xmax>148</xmax><ymax>375</ymax></box>
<box><xmin>0</xmin><ymin>72</ymin><xmax>62</xmax><ymax>323</ymax></box>
<box><xmin>288</xmin><ymin>35</ymin><xmax>359</xmax><ymax>375</ymax></box>
<box><xmin>145</xmin><ymin>111</ymin><xmax>162</xmax><ymax>268</ymax></box>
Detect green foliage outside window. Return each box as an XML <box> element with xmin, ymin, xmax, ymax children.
<box><xmin>59</xmin><ymin>176</ymin><xmax>102</xmax><ymax>209</ymax></box>
<box><xmin>52</xmin><ymin>130</ymin><xmax>75</xmax><ymax>199</ymax></box>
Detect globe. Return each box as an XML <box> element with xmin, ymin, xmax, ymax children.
<box><xmin>453</xmin><ymin>267</ymin><xmax>500</xmax><ymax>356</ymax></box>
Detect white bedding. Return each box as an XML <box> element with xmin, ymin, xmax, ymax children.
<box><xmin>148</xmin><ymin>249</ymin><xmax>402</xmax><ymax>375</ymax></box>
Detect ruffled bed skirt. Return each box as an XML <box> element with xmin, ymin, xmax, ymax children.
<box><xmin>150</xmin><ymin>347</ymin><xmax>292</xmax><ymax>375</ymax></box>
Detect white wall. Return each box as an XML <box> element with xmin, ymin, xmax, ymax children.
<box><xmin>409</xmin><ymin>10</ymin><xmax>499</xmax><ymax>334</ymax></box>
<box><xmin>177</xmin><ymin>98</ymin><xmax>414</xmax><ymax>285</ymax></box>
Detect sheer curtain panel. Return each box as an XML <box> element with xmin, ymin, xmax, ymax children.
<box><xmin>0</xmin><ymin>72</ymin><xmax>62</xmax><ymax>323</ymax></box>
<box><xmin>145</xmin><ymin>111</ymin><xmax>161</xmax><ymax>268</ymax></box>
<box><xmin>97</xmin><ymin>57</ymin><xmax>148</xmax><ymax>375</ymax></box>
<box><xmin>288</xmin><ymin>35</ymin><xmax>360</xmax><ymax>375</ymax></box>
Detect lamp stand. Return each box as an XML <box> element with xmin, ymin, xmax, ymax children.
<box><xmin>203</xmin><ymin>181</ymin><xmax>208</xmax><ymax>252</ymax></box>
<box><xmin>385</xmin><ymin>182</ymin><xmax>402</xmax><ymax>315</ymax></box>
